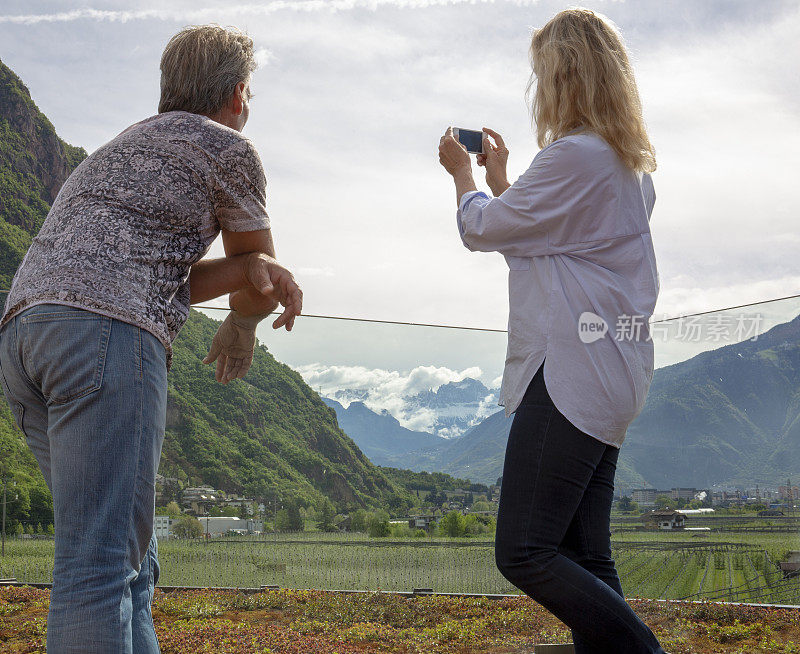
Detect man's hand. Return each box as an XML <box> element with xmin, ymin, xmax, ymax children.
<box><xmin>202</xmin><ymin>255</ymin><xmax>303</xmax><ymax>383</ymax></box>
<box><xmin>202</xmin><ymin>311</ymin><xmax>266</xmax><ymax>384</ymax></box>
<box><xmin>239</xmin><ymin>252</ymin><xmax>303</xmax><ymax>330</ymax></box>
<box><xmin>477</xmin><ymin>127</ymin><xmax>510</xmax><ymax>196</ymax></box>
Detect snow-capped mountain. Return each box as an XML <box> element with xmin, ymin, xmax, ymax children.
<box><xmin>402</xmin><ymin>378</ymin><xmax>499</xmax><ymax>438</ymax></box>
<box><xmin>325</xmin><ymin>377</ymin><xmax>499</xmax><ymax>440</ymax></box>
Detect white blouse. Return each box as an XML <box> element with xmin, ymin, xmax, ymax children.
<box><xmin>456</xmin><ymin>130</ymin><xmax>658</xmax><ymax>447</ymax></box>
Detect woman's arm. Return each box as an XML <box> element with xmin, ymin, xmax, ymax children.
<box><xmin>438</xmin><ymin>127</ymin><xmax>477</xmax><ymax>204</ymax></box>
<box><xmin>457</xmin><ymin>139</ymin><xmax>585</xmax><ymax>258</ymax></box>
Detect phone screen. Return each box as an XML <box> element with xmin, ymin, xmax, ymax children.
<box><xmin>457</xmin><ymin>129</ymin><xmax>483</xmax><ymax>154</ymax></box>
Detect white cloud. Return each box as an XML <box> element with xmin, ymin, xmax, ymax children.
<box><xmin>294</xmin><ymin>363</ymin><xmax>484</xmax><ymax>431</ymax></box>
<box><xmin>296</xmin><ymin>362</ymin><xmax>481</xmax><ymax>400</ymax></box>
<box><xmin>254</xmin><ymin>47</ymin><xmax>275</xmax><ymax>67</ymax></box>
<box><xmin>0</xmin><ymin>1</ymin><xmax>544</xmax><ymax>25</ymax></box>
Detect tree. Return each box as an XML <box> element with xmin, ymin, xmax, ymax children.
<box><xmin>276</xmin><ymin>500</ymin><xmax>304</xmax><ymax>532</ymax></box>
<box><xmin>287</xmin><ymin>501</ymin><xmax>304</xmax><ymax>531</ymax></box>
<box><xmin>350</xmin><ymin>509</ymin><xmax>368</xmax><ymax>532</ymax></box>
<box><xmin>463</xmin><ymin>514</ymin><xmax>483</xmax><ymax>536</ymax></box>
<box><xmin>316</xmin><ymin>499</ymin><xmax>336</xmax><ymax>532</ymax></box>
<box><xmin>172</xmin><ymin>514</ymin><xmax>203</xmax><ymax>539</ymax></box>
<box><xmin>386</xmin><ymin>492</ymin><xmax>412</xmax><ymax>515</ymax></box>
<box><xmin>424</xmin><ymin>490</ymin><xmax>447</xmax><ymax>506</ymax></box>
<box><xmin>155</xmin><ymin>501</ymin><xmax>181</xmax><ymax>519</ymax></box>
<box><xmin>439</xmin><ymin>511</ymin><xmax>466</xmax><ymax>537</ymax></box>
<box><xmin>471</xmin><ymin>501</ymin><xmax>493</xmax><ymax>512</ymax></box>
<box><xmin>367</xmin><ymin>510</ymin><xmax>390</xmax><ymax>537</ymax></box>
<box><xmin>654</xmin><ymin>495</ymin><xmax>673</xmax><ymax>510</ymax></box>
<box><xmin>617</xmin><ymin>496</ymin><xmax>638</xmax><ymax>513</ymax></box>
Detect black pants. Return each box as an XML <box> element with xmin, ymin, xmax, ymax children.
<box><xmin>494</xmin><ymin>364</ymin><xmax>665</xmax><ymax>654</ymax></box>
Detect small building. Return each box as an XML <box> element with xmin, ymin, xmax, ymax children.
<box><xmin>223</xmin><ymin>495</ymin><xmax>257</xmax><ymax>515</ymax></box>
<box><xmin>408</xmin><ymin>515</ymin><xmax>437</xmax><ymax>531</ymax></box>
<box><xmin>671</xmin><ymin>487</ymin><xmax>698</xmax><ymax>501</ymax></box>
<box><xmin>199</xmin><ymin>516</ymin><xmax>263</xmax><ymax>537</ymax></box>
<box><xmin>642</xmin><ymin>510</ymin><xmax>686</xmax><ymax>530</ymax></box>
<box><xmin>181</xmin><ymin>485</ymin><xmax>222</xmax><ymax>514</ymax></box>
<box><xmin>684</xmin><ymin>527</ymin><xmax>711</xmax><ymax>537</ymax></box>
<box><xmin>631</xmin><ymin>488</ymin><xmax>668</xmax><ymax>507</ymax></box>
<box><xmin>780</xmin><ymin>552</ymin><xmax>800</xmax><ymax>578</ymax></box>
<box><xmin>154</xmin><ymin>515</ymin><xmax>172</xmax><ymax>541</ymax></box>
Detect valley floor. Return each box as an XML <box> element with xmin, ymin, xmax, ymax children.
<box><xmin>1</xmin><ymin>585</ymin><xmax>799</xmax><ymax>653</ymax></box>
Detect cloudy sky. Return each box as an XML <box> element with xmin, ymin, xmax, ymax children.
<box><xmin>2</xmin><ymin>0</ymin><xmax>799</xmax><ymax>402</ymax></box>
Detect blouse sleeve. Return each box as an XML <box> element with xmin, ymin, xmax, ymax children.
<box><xmin>456</xmin><ymin>139</ymin><xmax>586</xmax><ymax>258</ymax></box>
<box><xmin>212</xmin><ymin>138</ymin><xmax>271</xmax><ymax>232</ymax></box>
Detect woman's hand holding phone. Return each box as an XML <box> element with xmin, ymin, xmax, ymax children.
<box><xmin>438</xmin><ymin>127</ymin><xmax>472</xmax><ymax>176</ymax></box>
<box><xmin>477</xmin><ymin>127</ymin><xmax>511</xmax><ymax>196</ymax></box>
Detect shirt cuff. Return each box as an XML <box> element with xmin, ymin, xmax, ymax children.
<box><xmin>458</xmin><ymin>190</ymin><xmax>489</xmax><ymax>213</ymax></box>
<box><xmin>456</xmin><ymin>190</ymin><xmax>490</xmax><ymax>242</ymax></box>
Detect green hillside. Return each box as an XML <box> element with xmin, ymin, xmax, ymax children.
<box><xmin>0</xmin><ymin>59</ymin><xmax>88</xmax><ymax>533</ymax></box>
<box><xmin>0</xmin><ymin>58</ymin><xmax>86</xmax><ymax>289</ymax></box>
<box><xmin>624</xmin><ymin>314</ymin><xmax>800</xmax><ymax>488</ymax></box>
<box><xmin>163</xmin><ymin>309</ymin><xmax>404</xmax><ymax>511</ymax></box>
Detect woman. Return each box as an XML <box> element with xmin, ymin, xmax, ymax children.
<box><xmin>0</xmin><ymin>25</ymin><xmax>301</xmax><ymax>653</ymax></box>
<box><xmin>439</xmin><ymin>9</ymin><xmax>665</xmax><ymax>654</ymax></box>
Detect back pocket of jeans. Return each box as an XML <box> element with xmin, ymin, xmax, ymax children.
<box><xmin>20</xmin><ymin>310</ymin><xmax>111</xmax><ymax>404</ymax></box>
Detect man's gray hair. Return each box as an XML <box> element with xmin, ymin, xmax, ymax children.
<box><xmin>159</xmin><ymin>25</ymin><xmax>257</xmax><ymax>116</ymax></box>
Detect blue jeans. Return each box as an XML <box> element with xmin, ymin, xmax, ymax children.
<box><xmin>495</xmin><ymin>363</ymin><xmax>665</xmax><ymax>654</ymax></box>
<box><xmin>0</xmin><ymin>304</ymin><xmax>167</xmax><ymax>653</ymax></box>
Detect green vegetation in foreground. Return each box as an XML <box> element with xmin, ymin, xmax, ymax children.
<box><xmin>2</xmin><ymin>585</ymin><xmax>800</xmax><ymax>653</ymax></box>
<box><xmin>3</xmin><ymin>530</ymin><xmax>799</xmax><ymax>604</ymax></box>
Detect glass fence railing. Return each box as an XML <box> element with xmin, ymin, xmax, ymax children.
<box><xmin>0</xmin><ymin>290</ymin><xmax>797</xmax><ymax>602</ymax></box>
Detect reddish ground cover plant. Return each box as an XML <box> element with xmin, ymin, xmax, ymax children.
<box><xmin>0</xmin><ymin>585</ymin><xmax>798</xmax><ymax>653</ymax></box>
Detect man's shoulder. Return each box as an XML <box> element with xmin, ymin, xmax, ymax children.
<box><xmin>122</xmin><ymin>111</ymin><xmax>250</xmax><ymax>155</ymax></box>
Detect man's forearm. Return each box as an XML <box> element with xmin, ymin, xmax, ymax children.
<box><xmin>229</xmin><ymin>286</ymin><xmax>279</xmax><ymax>317</ymax></box>
<box><xmin>189</xmin><ymin>255</ymin><xmax>250</xmax><ymax>304</ymax></box>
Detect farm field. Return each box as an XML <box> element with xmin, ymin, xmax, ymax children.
<box><xmin>1</xmin><ymin>585</ymin><xmax>799</xmax><ymax>653</ymax></box>
<box><xmin>2</xmin><ymin>530</ymin><xmax>798</xmax><ymax>604</ymax></box>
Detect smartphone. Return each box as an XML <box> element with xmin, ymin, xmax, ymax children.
<box><xmin>453</xmin><ymin>128</ymin><xmax>485</xmax><ymax>154</ymax></box>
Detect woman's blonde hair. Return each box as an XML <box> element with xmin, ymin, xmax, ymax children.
<box><xmin>527</xmin><ymin>8</ymin><xmax>656</xmax><ymax>173</ymax></box>
<box><xmin>159</xmin><ymin>25</ymin><xmax>256</xmax><ymax>116</ymax></box>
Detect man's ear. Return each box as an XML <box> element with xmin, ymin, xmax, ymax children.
<box><xmin>232</xmin><ymin>81</ymin><xmax>246</xmax><ymax>115</ymax></box>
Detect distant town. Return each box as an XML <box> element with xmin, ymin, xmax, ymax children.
<box><xmin>151</xmin><ymin>472</ymin><xmax>798</xmax><ymax>541</ymax></box>
<box><xmin>152</xmin><ymin>473</ymin><xmax>503</xmax><ymax>540</ymax></box>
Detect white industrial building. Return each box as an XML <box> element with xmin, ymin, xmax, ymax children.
<box><xmin>198</xmin><ymin>516</ymin><xmax>263</xmax><ymax>536</ymax></box>
<box><xmin>154</xmin><ymin>515</ymin><xmax>172</xmax><ymax>540</ymax></box>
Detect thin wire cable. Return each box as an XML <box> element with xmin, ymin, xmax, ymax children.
<box><xmin>192</xmin><ymin>292</ymin><xmax>800</xmax><ymax>333</ymax></box>
<box><xmin>1</xmin><ymin>289</ymin><xmax>798</xmax><ymax>334</ymax></box>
